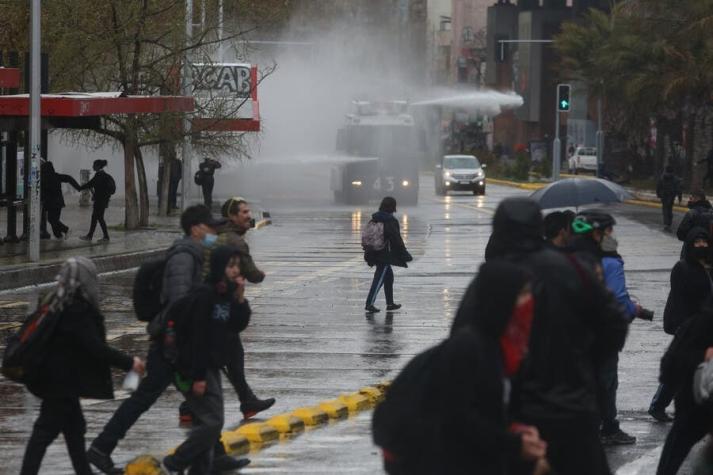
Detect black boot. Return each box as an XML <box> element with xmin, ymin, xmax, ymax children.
<box><xmin>240</xmin><ymin>397</ymin><xmax>276</xmax><ymax>419</ymax></box>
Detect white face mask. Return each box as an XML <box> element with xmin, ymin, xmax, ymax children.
<box><xmin>601</xmin><ymin>234</ymin><xmax>618</xmax><ymax>252</ymax></box>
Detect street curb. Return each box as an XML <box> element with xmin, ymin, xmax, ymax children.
<box><xmin>123</xmin><ymin>382</ymin><xmax>390</xmax><ymax>474</ymax></box>
<box><xmin>488</xmin><ymin>178</ymin><xmax>690</xmax><ymax>213</ymax></box>
<box><xmin>0</xmin><ymin>218</ymin><xmax>272</xmax><ymax>291</ymax></box>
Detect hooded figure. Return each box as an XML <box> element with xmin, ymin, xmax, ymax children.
<box><xmin>373</xmin><ymin>261</ymin><xmax>538</xmax><ymax>475</ymax></box>
<box><xmin>662</xmin><ymin>227</ymin><xmax>713</xmax><ymax>335</ymax></box>
<box><xmin>21</xmin><ymin>257</ymin><xmax>136</xmax><ymax>475</ymax></box>
<box><xmin>483</xmin><ymin>197</ymin><xmax>628</xmax><ymax>475</ymax></box>
<box><xmin>677</xmin><ymin>192</ymin><xmax>713</xmax><ymax>247</ymax></box>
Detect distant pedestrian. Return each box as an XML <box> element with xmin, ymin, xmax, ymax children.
<box><xmin>163</xmin><ymin>246</ymin><xmax>252</xmax><ymax>474</ymax></box>
<box><xmin>88</xmin><ymin>205</ymin><xmax>242</xmax><ymax>474</ymax></box>
<box><xmin>169</xmin><ymin>157</ymin><xmax>182</xmax><ymax>210</ymax></box>
<box><xmin>697</xmin><ymin>147</ymin><xmax>713</xmax><ymax>188</ymax></box>
<box><xmin>40</xmin><ymin>159</ymin><xmax>80</xmax><ymax>239</ymax></box>
<box><xmin>656</xmin><ymin>165</ymin><xmax>683</xmax><ymax>232</ymax></box>
<box><xmin>373</xmin><ymin>260</ymin><xmax>548</xmax><ymax>475</ymax></box>
<box><xmin>676</xmin><ymin>190</ymin><xmax>713</xmax><ymax>257</ymax></box>
<box><xmin>20</xmin><ymin>257</ymin><xmax>144</xmax><ymax>475</ymax></box>
<box><xmin>656</xmin><ymin>302</ymin><xmax>713</xmax><ymax>475</ymax></box>
<box><xmin>363</xmin><ymin>197</ymin><xmax>412</xmax><ymax>313</ymax></box>
<box><xmin>196</xmin><ymin>157</ymin><xmax>222</xmax><ymax>208</ymax></box>
<box><xmin>572</xmin><ymin>210</ymin><xmax>640</xmax><ymax>445</ymax></box>
<box><xmin>79</xmin><ymin>160</ymin><xmax>116</xmax><ymax>243</ymax></box>
<box><xmin>485</xmin><ymin>197</ymin><xmax>628</xmax><ymax>475</ymax></box>
<box><xmin>650</xmin><ymin>227</ymin><xmax>713</xmax><ymax>423</ymax></box>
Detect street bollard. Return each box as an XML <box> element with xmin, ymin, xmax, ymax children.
<box><xmin>79</xmin><ymin>169</ymin><xmax>90</xmax><ymax>207</ymax></box>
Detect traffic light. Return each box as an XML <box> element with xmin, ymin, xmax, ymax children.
<box><xmin>557</xmin><ymin>84</ymin><xmax>571</xmax><ymax>112</ymax></box>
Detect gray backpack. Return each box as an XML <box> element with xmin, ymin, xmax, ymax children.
<box><xmin>361</xmin><ymin>220</ymin><xmax>386</xmax><ymax>251</ymax></box>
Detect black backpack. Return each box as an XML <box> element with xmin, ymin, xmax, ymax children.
<box><xmin>107</xmin><ymin>174</ymin><xmax>116</xmax><ymax>195</ymax></box>
<box><xmin>133</xmin><ymin>258</ymin><xmax>167</xmax><ymax>322</ymax></box>
<box><xmin>194</xmin><ymin>170</ymin><xmax>204</xmax><ymax>186</ymax></box>
<box><xmin>2</xmin><ymin>300</ymin><xmax>61</xmax><ymax>385</ymax></box>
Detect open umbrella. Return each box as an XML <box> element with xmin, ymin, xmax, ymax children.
<box><xmin>529</xmin><ymin>177</ymin><xmax>632</xmax><ymax>209</ymax></box>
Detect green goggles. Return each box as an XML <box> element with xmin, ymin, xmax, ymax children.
<box><xmin>572</xmin><ymin>218</ymin><xmax>594</xmax><ymax>234</ymax></box>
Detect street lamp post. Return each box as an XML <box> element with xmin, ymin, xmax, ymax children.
<box><xmin>28</xmin><ymin>0</ymin><xmax>41</xmax><ymax>262</ymax></box>
<box><xmin>181</xmin><ymin>0</ymin><xmax>193</xmax><ymax>211</ymax></box>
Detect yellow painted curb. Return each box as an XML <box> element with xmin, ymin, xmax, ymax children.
<box><xmin>291</xmin><ymin>406</ymin><xmax>329</xmax><ymax>426</ymax></box>
<box><xmin>254</xmin><ymin>218</ymin><xmax>272</xmax><ymax>230</ymax></box>
<box><xmin>265</xmin><ymin>413</ymin><xmax>306</xmax><ymax>434</ymax></box>
<box><xmin>318</xmin><ymin>399</ymin><xmax>349</xmax><ymax>420</ymax></box>
<box><xmin>123</xmin><ymin>455</ymin><xmax>161</xmax><ymax>475</ymax></box>
<box><xmin>374</xmin><ymin>380</ymin><xmax>392</xmax><ymax>392</ymax></box>
<box><xmin>220</xmin><ymin>431</ymin><xmax>251</xmax><ymax>454</ymax></box>
<box><xmin>625</xmin><ymin>199</ymin><xmax>688</xmax><ymax>213</ymax></box>
<box><xmin>338</xmin><ymin>392</ymin><xmax>371</xmax><ymax>412</ymax></box>
<box><xmin>358</xmin><ymin>386</ymin><xmax>384</xmax><ymax>405</ymax></box>
<box><xmin>488</xmin><ymin>178</ymin><xmax>546</xmax><ymax>190</ymax></box>
<box><xmin>236</xmin><ymin>422</ymin><xmax>280</xmax><ymax>443</ymax></box>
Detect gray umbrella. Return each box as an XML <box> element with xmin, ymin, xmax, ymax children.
<box><xmin>529</xmin><ymin>177</ymin><xmax>632</xmax><ymax>209</ymax></box>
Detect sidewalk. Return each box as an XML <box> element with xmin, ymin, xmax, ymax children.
<box><xmin>0</xmin><ymin>197</ymin><xmax>269</xmax><ymax>290</ymax></box>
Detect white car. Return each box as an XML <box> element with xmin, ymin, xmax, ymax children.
<box><xmin>435</xmin><ymin>154</ymin><xmax>486</xmax><ymax>195</ymax></box>
<box><xmin>568</xmin><ymin>147</ymin><xmax>598</xmax><ymax>172</ymax></box>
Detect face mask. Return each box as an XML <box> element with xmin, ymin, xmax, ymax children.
<box><xmin>500</xmin><ymin>295</ymin><xmax>534</xmax><ymax>377</ymax></box>
<box><xmin>601</xmin><ymin>234</ymin><xmax>618</xmax><ymax>253</ymax></box>
<box><xmin>202</xmin><ymin>233</ymin><xmax>218</xmax><ymax>248</ymax></box>
<box><xmin>692</xmin><ymin>246</ymin><xmax>710</xmax><ymax>261</ymax></box>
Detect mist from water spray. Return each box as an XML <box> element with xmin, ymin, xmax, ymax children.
<box><xmin>411</xmin><ymin>88</ymin><xmax>524</xmax><ymax>115</ymax></box>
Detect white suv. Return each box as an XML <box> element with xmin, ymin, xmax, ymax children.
<box><xmin>568</xmin><ymin>147</ymin><xmax>598</xmax><ymax>173</ymax></box>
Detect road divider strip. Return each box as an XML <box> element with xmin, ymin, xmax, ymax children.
<box><xmin>123</xmin><ymin>382</ymin><xmax>392</xmax><ymax>474</ymax></box>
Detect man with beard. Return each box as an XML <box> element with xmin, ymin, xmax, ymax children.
<box><xmin>485</xmin><ymin>197</ymin><xmax>628</xmax><ymax>475</ymax></box>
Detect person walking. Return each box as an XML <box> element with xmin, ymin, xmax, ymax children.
<box><xmin>484</xmin><ymin>197</ymin><xmax>628</xmax><ymax>475</ymax></box>
<box><xmin>197</xmin><ymin>157</ymin><xmax>222</xmax><ymax>208</ymax></box>
<box><xmin>677</xmin><ymin>190</ymin><xmax>713</xmax><ymax>257</ymax></box>
<box><xmin>20</xmin><ymin>257</ymin><xmax>144</xmax><ymax>475</ymax></box>
<box><xmin>88</xmin><ymin>205</ymin><xmax>246</xmax><ymax>474</ymax></box>
<box><xmin>657</xmin><ymin>165</ymin><xmax>683</xmax><ymax>232</ymax></box>
<box><xmin>40</xmin><ymin>159</ymin><xmax>81</xmax><ymax>239</ymax></box>
<box><xmin>169</xmin><ymin>157</ymin><xmax>182</xmax><ymax>210</ymax></box>
<box><xmin>162</xmin><ymin>246</ymin><xmax>252</xmax><ymax>474</ymax></box>
<box><xmin>79</xmin><ymin>160</ymin><xmax>115</xmax><ymax>243</ymax></box>
<box><xmin>364</xmin><ymin>197</ymin><xmax>412</xmax><ymax>313</ymax></box>
<box><xmin>656</xmin><ymin>302</ymin><xmax>713</xmax><ymax>475</ymax></box>
<box><xmin>649</xmin><ymin>227</ymin><xmax>713</xmax><ymax>422</ymax></box>
<box><xmin>373</xmin><ymin>260</ymin><xmax>548</xmax><ymax>475</ymax></box>
<box><xmin>572</xmin><ymin>210</ymin><xmax>640</xmax><ymax>445</ymax></box>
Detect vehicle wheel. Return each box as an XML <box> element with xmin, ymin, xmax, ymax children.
<box><xmin>473</xmin><ymin>190</ymin><xmax>479</xmax><ymax>195</ymax></box>
<box><xmin>479</xmin><ymin>187</ymin><xmax>486</xmax><ymax>196</ymax></box>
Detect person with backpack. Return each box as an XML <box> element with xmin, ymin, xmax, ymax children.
<box><xmin>649</xmin><ymin>227</ymin><xmax>713</xmax><ymax>423</ymax></box>
<box><xmin>40</xmin><ymin>158</ymin><xmax>81</xmax><ymax>239</ymax></box>
<box><xmin>162</xmin><ymin>245</ymin><xmax>252</xmax><ymax>474</ymax></box>
<box><xmin>18</xmin><ymin>257</ymin><xmax>144</xmax><ymax>475</ymax></box>
<box><xmin>363</xmin><ymin>197</ymin><xmax>412</xmax><ymax>313</ymax></box>
<box><xmin>484</xmin><ymin>197</ymin><xmax>628</xmax><ymax>475</ymax></box>
<box><xmin>656</xmin><ymin>165</ymin><xmax>683</xmax><ymax>232</ymax></box>
<box><xmin>196</xmin><ymin>157</ymin><xmax>222</xmax><ymax>208</ymax></box>
<box><xmin>373</xmin><ymin>260</ymin><xmax>547</xmax><ymax>474</ymax></box>
<box><xmin>656</xmin><ymin>302</ymin><xmax>713</xmax><ymax>474</ymax></box>
<box><xmin>79</xmin><ymin>159</ymin><xmax>116</xmax><ymax>243</ymax></box>
<box><xmin>677</xmin><ymin>190</ymin><xmax>713</xmax><ymax>257</ymax></box>
<box><xmin>88</xmin><ymin>205</ymin><xmax>245</xmax><ymax>475</ymax></box>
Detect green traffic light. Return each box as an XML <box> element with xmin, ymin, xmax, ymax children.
<box><xmin>560</xmin><ymin>100</ymin><xmax>569</xmax><ymax>109</ymax></box>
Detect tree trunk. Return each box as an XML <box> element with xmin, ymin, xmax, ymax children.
<box><xmin>134</xmin><ymin>143</ymin><xmax>149</xmax><ymax>227</ymax></box>
<box><xmin>124</xmin><ymin>117</ymin><xmax>140</xmax><ymax>230</ymax></box>
<box><xmin>691</xmin><ymin>105</ymin><xmax>713</xmax><ymax>192</ymax></box>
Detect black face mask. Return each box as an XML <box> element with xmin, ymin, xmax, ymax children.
<box><xmin>692</xmin><ymin>247</ymin><xmax>710</xmax><ymax>261</ymax></box>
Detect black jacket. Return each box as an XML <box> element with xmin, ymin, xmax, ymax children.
<box><xmin>198</xmin><ymin>159</ymin><xmax>221</xmax><ymax>181</ymax></box>
<box><xmin>79</xmin><ymin>170</ymin><xmax>114</xmax><ymax>207</ymax></box>
<box><xmin>486</xmin><ymin>198</ymin><xmax>628</xmax><ymax>419</ymax></box>
<box><xmin>373</xmin><ymin>261</ymin><xmax>528</xmax><ymax>474</ymax></box>
<box><xmin>656</xmin><ymin>172</ymin><xmax>682</xmax><ymax>202</ymax></box>
<box><xmin>364</xmin><ymin>211</ymin><xmax>412</xmax><ymax>268</ymax></box>
<box><xmin>40</xmin><ymin>161</ymin><xmax>80</xmax><ymax>208</ymax></box>
<box><xmin>28</xmin><ymin>297</ymin><xmax>133</xmax><ymax>399</ymax></box>
<box><xmin>677</xmin><ymin>199</ymin><xmax>713</xmax><ymax>242</ymax></box>
<box><xmin>663</xmin><ymin>227</ymin><xmax>713</xmax><ymax>334</ymax></box>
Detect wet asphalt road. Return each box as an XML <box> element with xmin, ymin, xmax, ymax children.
<box><xmin>0</xmin><ymin>176</ymin><xmax>705</xmax><ymax>474</ymax></box>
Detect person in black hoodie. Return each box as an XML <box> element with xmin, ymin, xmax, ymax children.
<box><xmin>373</xmin><ymin>260</ymin><xmax>547</xmax><ymax>475</ymax></box>
<box><xmin>364</xmin><ymin>196</ymin><xmax>413</xmax><ymax>313</ymax></box>
<box><xmin>656</xmin><ymin>302</ymin><xmax>713</xmax><ymax>474</ymax></box>
<box><xmin>40</xmin><ymin>159</ymin><xmax>81</xmax><ymax>239</ymax></box>
<box><xmin>649</xmin><ymin>227</ymin><xmax>713</xmax><ymax>422</ymax></box>
<box><xmin>79</xmin><ymin>159</ymin><xmax>116</xmax><ymax>243</ymax></box>
<box><xmin>20</xmin><ymin>257</ymin><xmax>144</xmax><ymax>475</ymax></box>
<box><xmin>656</xmin><ymin>165</ymin><xmax>682</xmax><ymax>232</ymax></box>
<box><xmin>163</xmin><ymin>245</ymin><xmax>252</xmax><ymax>474</ymax></box>
<box><xmin>677</xmin><ymin>190</ymin><xmax>713</xmax><ymax>256</ymax></box>
<box><xmin>484</xmin><ymin>197</ymin><xmax>628</xmax><ymax>475</ymax></box>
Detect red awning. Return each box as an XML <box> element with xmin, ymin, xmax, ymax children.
<box><xmin>0</xmin><ymin>68</ymin><xmax>21</xmax><ymax>88</ymax></box>
<box><xmin>0</xmin><ymin>92</ymin><xmax>194</xmax><ymax>117</ymax></box>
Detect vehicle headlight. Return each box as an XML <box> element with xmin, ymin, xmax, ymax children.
<box><xmin>351</xmin><ymin>180</ymin><xmax>362</xmax><ymax>187</ymax></box>
<box><xmin>476</xmin><ymin>170</ymin><xmax>484</xmax><ymax>178</ymax></box>
<box><xmin>443</xmin><ymin>171</ymin><xmax>451</xmax><ymax>179</ymax></box>
<box><xmin>402</xmin><ymin>180</ymin><xmax>409</xmax><ymax>187</ymax></box>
